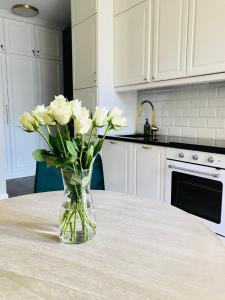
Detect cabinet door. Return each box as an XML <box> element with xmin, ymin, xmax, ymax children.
<box><xmin>114</xmin><ymin>0</ymin><xmax>144</xmax><ymax>15</ymax></box>
<box><xmin>35</xmin><ymin>26</ymin><xmax>62</xmax><ymax>60</ymax></box>
<box><xmin>0</xmin><ymin>52</ymin><xmax>7</xmax><ymax>194</ymax></box>
<box><xmin>6</xmin><ymin>54</ymin><xmax>38</xmax><ymax>179</ymax></box>
<box><xmin>152</xmin><ymin>0</ymin><xmax>188</xmax><ymax>81</ymax></box>
<box><xmin>72</xmin><ymin>15</ymin><xmax>97</xmax><ymax>89</ymax></box>
<box><xmin>37</xmin><ymin>59</ymin><xmax>63</xmax><ymax>148</ymax></box>
<box><xmin>71</xmin><ymin>0</ymin><xmax>97</xmax><ymax>26</ymax></box>
<box><xmin>133</xmin><ymin>144</ymin><xmax>165</xmax><ymax>201</ymax></box>
<box><xmin>187</xmin><ymin>0</ymin><xmax>225</xmax><ymax>76</ymax></box>
<box><xmin>4</xmin><ymin>19</ymin><xmax>35</xmax><ymax>57</ymax></box>
<box><xmin>114</xmin><ymin>1</ymin><xmax>151</xmax><ymax>87</ymax></box>
<box><xmin>74</xmin><ymin>87</ymin><xmax>97</xmax><ymax>117</ymax></box>
<box><xmin>102</xmin><ymin>140</ymin><xmax>132</xmax><ymax>193</ymax></box>
<box><xmin>0</xmin><ymin>17</ymin><xmax>4</xmax><ymax>51</ymax></box>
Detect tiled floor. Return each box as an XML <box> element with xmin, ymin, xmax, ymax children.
<box><xmin>6</xmin><ymin>176</ymin><xmax>35</xmax><ymax>197</ymax></box>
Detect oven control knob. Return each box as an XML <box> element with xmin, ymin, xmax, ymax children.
<box><xmin>179</xmin><ymin>153</ymin><xmax>184</xmax><ymax>158</ymax></box>
<box><xmin>193</xmin><ymin>154</ymin><xmax>198</xmax><ymax>160</ymax></box>
<box><xmin>208</xmin><ymin>157</ymin><xmax>214</xmax><ymax>163</ymax></box>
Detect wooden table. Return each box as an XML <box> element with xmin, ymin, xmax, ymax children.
<box><xmin>0</xmin><ymin>191</ymin><xmax>224</xmax><ymax>300</ymax></box>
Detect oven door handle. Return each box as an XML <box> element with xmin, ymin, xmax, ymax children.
<box><xmin>168</xmin><ymin>164</ymin><xmax>220</xmax><ymax>179</ymax></box>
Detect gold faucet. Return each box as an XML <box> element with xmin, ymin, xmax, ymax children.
<box><xmin>138</xmin><ymin>100</ymin><xmax>159</xmax><ymax>137</ymax></box>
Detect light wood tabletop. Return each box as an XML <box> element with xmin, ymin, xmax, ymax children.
<box><xmin>0</xmin><ymin>191</ymin><xmax>224</xmax><ymax>300</ymax></box>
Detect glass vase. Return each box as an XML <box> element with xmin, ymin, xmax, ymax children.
<box><xmin>59</xmin><ymin>168</ymin><xmax>96</xmax><ymax>244</ymax></box>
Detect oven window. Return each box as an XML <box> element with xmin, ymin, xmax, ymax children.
<box><xmin>171</xmin><ymin>171</ymin><xmax>223</xmax><ymax>224</ymax></box>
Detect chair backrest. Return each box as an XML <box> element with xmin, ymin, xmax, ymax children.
<box><xmin>34</xmin><ymin>161</ymin><xmax>64</xmax><ymax>193</ymax></box>
<box><xmin>91</xmin><ymin>154</ymin><xmax>105</xmax><ymax>190</ymax></box>
<box><xmin>34</xmin><ymin>154</ymin><xmax>105</xmax><ymax>193</ymax></box>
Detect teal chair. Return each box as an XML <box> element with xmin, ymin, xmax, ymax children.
<box><xmin>34</xmin><ymin>154</ymin><xmax>105</xmax><ymax>193</ymax></box>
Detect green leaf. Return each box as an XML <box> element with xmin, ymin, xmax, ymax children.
<box><xmin>94</xmin><ymin>139</ymin><xmax>103</xmax><ymax>157</ymax></box>
<box><xmin>55</xmin><ymin>131</ymin><xmax>66</xmax><ymax>154</ymax></box>
<box><xmin>49</xmin><ymin>135</ymin><xmax>60</xmax><ymax>155</ymax></box>
<box><xmin>66</xmin><ymin>141</ymin><xmax>77</xmax><ymax>157</ymax></box>
<box><xmin>32</xmin><ymin>149</ymin><xmax>48</xmax><ymax>161</ymax></box>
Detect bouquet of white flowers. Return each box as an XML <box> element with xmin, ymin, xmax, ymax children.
<box><xmin>19</xmin><ymin>95</ymin><xmax>126</xmax><ymax>244</ymax></box>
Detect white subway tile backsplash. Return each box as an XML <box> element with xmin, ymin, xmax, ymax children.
<box><xmin>190</xmin><ymin>118</ymin><xmax>207</xmax><ymax>128</ymax></box>
<box><xmin>137</xmin><ymin>83</ymin><xmax>225</xmax><ymax>139</ymax></box>
<box><xmin>168</xmin><ymin>127</ymin><xmax>182</xmax><ymax>136</ymax></box>
<box><xmin>199</xmin><ymin>108</ymin><xmax>217</xmax><ymax>118</ymax></box>
<box><xmin>176</xmin><ymin>99</ymin><xmax>191</xmax><ymax>108</ymax></box>
<box><xmin>198</xmin><ymin>128</ymin><xmax>215</xmax><ymax>139</ymax></box>
<box><xmin>182</xmin><ymin>128</ymin><xmax>198</xmax><ymax>138</ymax></box>
<box><xmin>215</xmin><ymin>129</ymin><xmax>225</xmax><ymax>139</ymax></box>
<box><xmin>191</xmin><ymin>98</ymin><xmax>208</xmax><ymax>107</ymax></box>
<box><xmin>207</xmin><ymin>118</ymin><xmax>225</xmax><ymax>128</ymax></box>
<box><xmin>183</xmin><ymin>108</ymin><xmax>199</xmax><ymax>117</ymax></box>
<box><xmin>208</xmin><ymin>98</ymin><xmax>225</xmax><ymax>107</ymax></box>
<box><xmin>175</xmin><ymin>118</ymin><xmax>190</xmax><ymax>127</ymax></box>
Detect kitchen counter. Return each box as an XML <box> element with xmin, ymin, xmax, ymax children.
<box><xmin>99</xmin><ymin>134</ymin><xmax>225</xmax><ymax>155</ymax></box>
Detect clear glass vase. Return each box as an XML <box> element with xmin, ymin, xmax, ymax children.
<box><xmin>59</xmin><ymin>168</ymin><xmax>96</xmax><ymax>244</ymax></box>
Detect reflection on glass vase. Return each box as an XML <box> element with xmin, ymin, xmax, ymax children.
<box><xmin>59</xmin><ymin>168</ymin><xmax>96</xmax><ymax>244</ymax></box>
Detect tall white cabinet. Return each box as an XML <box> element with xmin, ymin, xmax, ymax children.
<box><xmin>0</xmin><ymin>17</ymin><xmax>63</xmax><ymax>179</ymax></box>
<box><xmin>71</xmin><ymin>0</ymin><xmax>98</xmax><ymax>115</ymax></box>
<box><xmin>6</xmin><ymin>54</ymin><xmax>39</xmax><ymax>178</ymax></box>
<box><xmin>0</xmin><ymin>51</ymin><xmax>8</xmax><ymax>198</ymax></box>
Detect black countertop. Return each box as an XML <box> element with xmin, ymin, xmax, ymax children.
<box><xmin>100</xmin><ymin>134</ymin><xmax>225</xmax><ymax>155</ymax></box>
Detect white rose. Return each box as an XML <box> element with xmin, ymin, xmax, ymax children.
<box><xmin>70</xmin><ymin>99</ymin><xmax>82</xmax><ymax>118</ymax></box>
<box><xmin>108</xmin><ymin>107</ymin><xmax>127</xmax><ymax>130</ymax></box>
<box><xmin>49</xmin><ymin>95</ymin><xmax>72</xmax><ymax>125</ymax></box>
<box><xmin>19</xmin><ymin>112</ymin><xmax>39</xmax><ymax>132</ymax></box>
<box><xmin>93</xmin><ymin>106</ymin><xmax>109</xmax><ymax>127</ymax></box>
<box><xmin>74</xmin><ymin>107</ymin><xmax>92</xmax><ymax>134</ymax></box>
<box><xmin>32</xmin><ymin>105</ymin><xmax>56</xmax><ymax>126</ymax></box>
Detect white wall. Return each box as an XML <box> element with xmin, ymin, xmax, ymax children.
<box><xmin>97</xmin><ymin>0</ymin><xmax>137</xmax><ymax>135</ymax></box>
<box><xmin>137</xmin><ymin>83</ymin><xmax>225</xmax><ymax>139</ymax></box>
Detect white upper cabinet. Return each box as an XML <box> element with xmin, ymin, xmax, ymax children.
<box><xmin>6</xmin><ymin>54</ymin><xmax>38</xmax><ymax>178</ymax></box>
<box><xmin>35</xmin><ymin>26</ymin><xmax>62</xmax><ymax>60</ymax></box>
<box><xmin>71</xmin><ymin>0</ymin><xmax>97</xmax><ymax>26</ymax></box>
<box><xmin>133</xmin><ymin>144</ymin><xmax>165</xmax><ymax>201</ymax></box>
<box><xmin>187</xmin><ymin>0</ymin><xmax>225</xmax><ymax>76</ymax></box>
<box><xmin>0</xmin><ymin>17</ymin><xmax>4</xmax><ymax>51</ymax></box>
<box><xmin>4</xmin><ymin>19</ymin><xmax>35</xmax><ymax>57</ymax></box>
<box><xmin>72</xmin><ymin>15</ymin><xmax>97</xmax><ymax>89</ymax></box>
<box><xmin>102</xmin><ymin>140</ymin><xmax>132</xmax><ymax>193</ymax></box>
<box><xmin>152</xmin><ymin>0</ymin><xmax>188</xmax><ymax>81</ymax></box>
<box><xmin>114</xmin><ymin>1</ymin><xmax>151</xmax><ymax>87</ymax></box>
<box><xmin>74</xmin><ymin>87</ymin><xmax>97</xmax><ymax>117</ymax></box>
<box><xmin>114</xmin><ymin>0</ymin><xmax>145</xmax><ymax>15</ymax></box>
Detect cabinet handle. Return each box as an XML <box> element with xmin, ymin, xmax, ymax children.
<box><xmin>0</xmin><ymin>44</ymin><xmax>5</xmax><ymax>51</ymax></box>
<box><xmin>32</xmin><ymin>49</ymin><xmax>36</xmax><ymax>56</ymax></box>
<box><xmin>93</xmin><ymin>72</ymin><xmax>97</xmax><ymax>82</ymax></box>
<box><xmin>5</xmin><ymin>104</ymin><xmax>9</xmax><ymax>124</ymax></box>
<box><xmin>110</xmin><ymin>141</ymin><xmax>117</xmax><ymax>145</ymax></box>
<box><xmin>152</xmin><ymin>75</ymin><xmax>155</xmax><ymax>80</ymax></box>
<box><xmin>36</xmin><ymin>50</ymin><xmax>40</xmax><ymax>57</ymax></box>
<box><xmin>142</xmin><ymin>146</ymin><xmax>151</xmax><ymax>150</ymax></box>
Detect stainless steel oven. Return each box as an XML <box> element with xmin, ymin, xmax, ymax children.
<box><xmin>165</xmin><ymin>148</ymin><xmax>225</xmax><ymax>237</ymax></box>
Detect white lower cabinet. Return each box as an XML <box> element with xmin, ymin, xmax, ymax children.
<box><xmin>102</xmin><ymin>140</ymin><xmax>166</xmax><ymax>201</ymax></box>
<box><xmin>132</xmin><ymin>144</ymin><xmax>166</xmax><ymax>201</ymax></box>
<box><xmin>102</xmin><ymin>140</ymin><xmax>132</xmax><ymax>193</ymax></box>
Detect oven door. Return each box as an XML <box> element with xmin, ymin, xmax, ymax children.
<box><xmin>165</xmin><ymin>159</ymin><xmax>225</xmax><ymax>237</ymax></box>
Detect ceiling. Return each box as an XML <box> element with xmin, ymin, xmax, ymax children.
<box><xmin>0</xmin><ymin>0</ymin><xmax>71</xmax><ymax>26</ymax></box>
